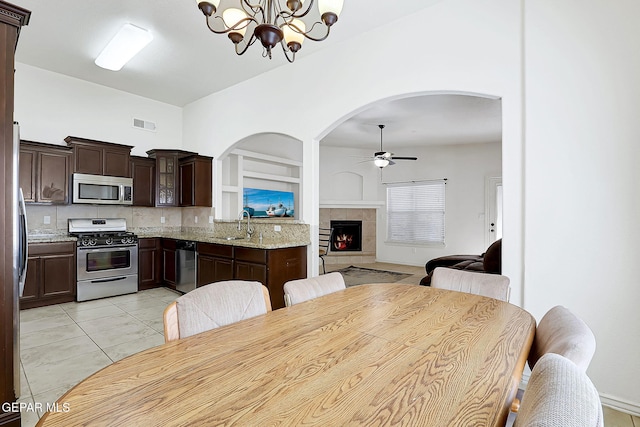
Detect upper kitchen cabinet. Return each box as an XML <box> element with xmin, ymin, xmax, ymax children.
<box><xmin>20</xmin><ymin>141</ymin><xmax>72</xmax><ymax>204</ymax></box>
<box><xmin>65</xmin><ymin>136</ymin><xmax>133</xmax><ymax>177</ymax></box>
<box><xmin>130</xmin><ymin>155</ymin><xmax>155</xmax><ymax>207</ymax></box>
<box><xmin>147</xmin><ymin>149</ymin><xmax>196</xmax><ymax>207</ymax></box>
<box><xmin>179</xmin><ymin>154</ymin><xmax>213</xmax><ymax>207</ymax></box>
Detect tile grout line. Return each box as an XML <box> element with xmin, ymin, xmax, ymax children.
<box><xmin>71</xmin><ymin>313</ymin><xmax>118</xmax><ymax>364</ymax></box>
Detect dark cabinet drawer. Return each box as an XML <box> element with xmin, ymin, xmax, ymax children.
<box><xmin>197</xmin><ymin>242</ymin><xmax>233</xmax><ymax>258</ymax></box>
<box><xmin>234</xmin><ymin>247</ymin><xmax>267</xmax><ymax>264</ymax></box>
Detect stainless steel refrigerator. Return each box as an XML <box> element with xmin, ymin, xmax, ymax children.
<box><xmin>12</xmin><ymin>122</ymin><xmax>28</xmax><ymax>398</ymax></box>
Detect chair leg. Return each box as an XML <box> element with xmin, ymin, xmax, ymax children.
<box><xmin>320</xmin><ymin>256</ymin><xmax>326</xmax><ymax>274</ymax></box>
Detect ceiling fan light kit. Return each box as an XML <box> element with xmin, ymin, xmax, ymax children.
<box><xmin>196</xmin><ymin>0</ymin><xmax>344</xmax><ymax>62</ymax></box>
<box><xmin>373</xmin><ymin>124</ymin><xmax>418</xmax><ymax>168</ymax></box>
<box><xmin>374</xmin><ymin>158</ymin><xmax>390</xmax><ymax>168</ymax></box>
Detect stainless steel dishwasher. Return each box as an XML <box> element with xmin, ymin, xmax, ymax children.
<box><xmin>176</xmin><ymin>240</ymin><xmax>196</xmax><ymax>293</ymax></box>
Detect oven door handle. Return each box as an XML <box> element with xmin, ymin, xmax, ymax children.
<box><xmin>90</xmin><ymin>276</ymin><xmax>128</xmax><ymax>284</ymax></box>
<box><xmin>78</xmin><ymin>246</ymin><xmax>136</xmax><ymax>252</ymax></box>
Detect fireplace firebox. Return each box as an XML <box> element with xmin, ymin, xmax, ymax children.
<box><xmin>330</xmin><ymin>220</ymin><xmax>362</xmax><ymax>252</ymax></box>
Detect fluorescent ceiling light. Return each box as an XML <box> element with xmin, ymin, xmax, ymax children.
<box><xmin>95</xmin><ymin>23</ymin><xmax>153</xmax><ymax>71</ymax></box>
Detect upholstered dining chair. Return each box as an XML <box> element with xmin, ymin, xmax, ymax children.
<box><xmin>528</xmin><ymin>305</ymin><xmax>596</xmax><ymax>372</ymax></box>
<box><xmin>163</xmin><ymin>280</ymin><xmax>272</xmax><ymax>342</ymax></box>
<box><xmin>514</xmin><ymin>353</ymin><xmax>603</xmax><ymax>427</ymax></box>
<box><xmin>283</xmin><ymin>272</ymin><xmax>346</xmax><ymax>307</ymax></box>
<box><xmin>430</xmin><ymin>267</ymin><xmax>511</xmax><ymax>302</ymax></box>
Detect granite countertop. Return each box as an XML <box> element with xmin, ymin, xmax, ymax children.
<box><xmin>136</xmin><ymin>231</ymin><xmax>309</xmax><ymax>250</ymax></box>
<box><xmin>27</xmin><ymin>231</ymin><xmax>309</xmax><ymax>249</ymax></box>
<box><xmin>28</xmin><ymin>233</ymin><xmax>77</xmax><ymax>244</ymax></box>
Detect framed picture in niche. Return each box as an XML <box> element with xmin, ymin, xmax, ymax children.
<box><xmin>243</xmin><ymin>188</ymin><xmax>295</xmax><ymax>218</ymax></box>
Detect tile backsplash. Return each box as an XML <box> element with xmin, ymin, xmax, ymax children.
<box><xmin>25</xmin><ymin>205</ymin><xmax>311</xmax><ymax>239</ymax></box>
<box><xmin>25</xmin><ymin>205</ymin><xmax>216</xmax><ymax>233</ymax></box>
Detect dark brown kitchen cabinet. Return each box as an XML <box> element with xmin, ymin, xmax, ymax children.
<box><xmin>234</xmin><ymin>246</ymin><xmax>307</xmax><ymax>310</ymax></box>
<box><xmin>19</xmin><ymin>141</ymin><xmax>72</xmax><ymax>204</ymax></box>
<box><xmin>65</xmin><ymin>136</ymin><xmax>133</xmax><ymax>177</ymax></box>
<box><xmin>20</xmin><ymin>242</ymin><xmax>76</xmax><ymax>310</ymax></box>
<box><xmin>161</xmin><ymin>238</ymin><xmax>178</xmax><ymax>289</ymax></box>
<box><xmin>130</xmin><ymin>156</ymin><xmax>155</xmax><ymax>207</ymax></box>
<box><xmin>146</xmin><ymin>149</ymin><xmax>212</xmax><ymax>207</ymax></box>
<box><xmin>179</xmin><ymin>155</ymin><xmax>213</xmax><ymax>207</ymax></box>
<box><xmin>147</xmin><ymin>150</ymin><xmax>194</xmax><ymax>207</ymax></box>
<box><xmin>196</xmin><ymin>242</ymin><xmax>234</xmax><ymax>286</ymax></box>
<box><xmin>138</xmin><ymin>238</ymin><xmax>161</xmax><ymax>290</ymax></box>
<box><xmin>1</xmin><ymin>5</ymin><xmax>30</xmax><ymax>426</ymax></box>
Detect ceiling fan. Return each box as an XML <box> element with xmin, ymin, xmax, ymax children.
<box><xmin>372</xmin><ymin>124</ymin><xmax>418</xmax><ymax>168</ymax></box>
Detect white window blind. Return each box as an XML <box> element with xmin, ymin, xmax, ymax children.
<box><xmin>386</xmin><ymin>180</ymin><xmax>445</xmax><ymax>244</ymax></box>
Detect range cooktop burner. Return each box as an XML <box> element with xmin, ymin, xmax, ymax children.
<box><xmin>72</xmin><ymin>232</ymin><xmax>138</xmax><ymax>247</ymax></box>
<box><xmin>77</xmin><ymin>233</ymin><xmax>138</xmax><ymax>247</ymax></box>
<box><xmin>72</xmin><ymin>232</ymin><xmax>136</xmax><ymax>238</ymax></box>
<box><xmin>68</xmin><ymin>218</ymin><xmax>138</xmax><ymax>247</ymax></box>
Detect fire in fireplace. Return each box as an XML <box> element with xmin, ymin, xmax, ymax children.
<box><xmin>330</xmin><ymin>220</ymin><xmax>362</xmax><ymax>252</ymax></box>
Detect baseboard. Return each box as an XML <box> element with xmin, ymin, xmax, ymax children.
<box><xmin>600</xmin><ymin>393</ymin><xmax>640</xmax><ymax>417</ymax></box>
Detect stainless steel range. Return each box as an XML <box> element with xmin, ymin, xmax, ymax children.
<box><xmin>69</xmin><ymin>218</ymin><xmax>138</xmax><ymax>302</ymax></box>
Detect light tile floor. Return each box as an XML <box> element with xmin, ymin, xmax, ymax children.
<box><xmin>16</xmin><ymin>265</ymin><xmax>639</xmax><ymax>426</ymax></box>
<box><xmin>18</xmin><ymin>287</ymin><xmax>180</xmax><ymax>427</ymax></box>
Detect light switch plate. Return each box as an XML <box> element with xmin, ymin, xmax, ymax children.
<box><xmin>274</xmin><ymin>225</ymin><xmax>282</xmax><ymax>232</ymax></box>
<box><xmin>209</xmin><ymin>216</ymin><xmax>214</xmax><ymax>224</ymax></box>
<box><xmin>160</xmin><ymin>216</ymin><xmax>166</xmax><ymax>224</ymax></box>
<box><xmin>43</xmin><ymin>216</ymin><xmax>51</xmax><ymax>225</ymax></box>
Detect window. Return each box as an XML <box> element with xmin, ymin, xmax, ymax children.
<box><xmin>386</xmin><ymin>180</ymin><xmax>445</xmax><ymax>244</ymax></box>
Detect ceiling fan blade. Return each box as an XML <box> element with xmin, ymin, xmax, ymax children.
<box><xmin>390</xmin><ymin>156</ymin><xmax>418</xmax><ymax>160</ymax></box>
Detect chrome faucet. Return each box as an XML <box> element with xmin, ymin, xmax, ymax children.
<box><xmin>237</xmin><ymin>210</ymin><xmax>254</xmax><ymax>240</ymax></box>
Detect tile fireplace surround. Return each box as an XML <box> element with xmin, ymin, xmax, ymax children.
<box><xmin>319</xmin><ymin>208</ymin><xmax>376</xmax><ymax>265</ymax></box>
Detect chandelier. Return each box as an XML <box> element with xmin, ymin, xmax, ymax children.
<box><xmin>196</xmin><ymin>0</ymin><xmax>344</xmax><ymax>62</ymax></box>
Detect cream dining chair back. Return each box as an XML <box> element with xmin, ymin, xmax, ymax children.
<box><xmin>528</xmin><ymin>305</ymin><xmax>596</xmax><ymax>372</ymax></box>
<box><xmin>163</xmin><ymin>280</ymin><xmax>272</xmax><ymax>342</ymax></box>
<box><xmin>283</xmin><ymin>272</ymin><xmax>346</xmax><ymax>307</ymax></box>
<box><xmin>514</xmin><ymin>353</ymin><xmax>603</xmax><ymax>427</ymax></box>
<box><xmin>430</xmin><ymin>267</ymin><xmax>511</xmax><ymax>302</ymax></box>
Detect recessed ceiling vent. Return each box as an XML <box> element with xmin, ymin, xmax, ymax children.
<box><xmin>133</xmin><ymin>118</ymin><xmax>156</xmax><ymax>132</ymax></box>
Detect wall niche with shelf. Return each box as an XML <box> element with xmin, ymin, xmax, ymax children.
<box><xmin>218</xmin><ymin>134</ymin><xmax>302</xmax><ymax>220</ymax></box>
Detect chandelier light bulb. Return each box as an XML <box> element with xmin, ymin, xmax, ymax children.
<box><xmin>223</xmin><ymin>8</ymin><xmax>248</xmax><ymax>43</ymax></box>
<box><xmin>318</xmin><ymin>0</ymin><xmax>344</xmax><ymax>25</ymax></box>
<box><xmin>282</xmin><ymin>19</ymin><xmax>306</xmax><ymax>53</ymax></box>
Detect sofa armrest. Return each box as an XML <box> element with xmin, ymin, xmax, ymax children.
<box><xmin>425</xmin><ymin>255</ymin><xmax>483</xmax><ymax>274</ymax></box>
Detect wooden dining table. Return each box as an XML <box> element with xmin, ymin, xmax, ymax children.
<box><xmin>37</xmin><ymin>284</ymin><xmax>535</xmax><ymax>427</ymax></box>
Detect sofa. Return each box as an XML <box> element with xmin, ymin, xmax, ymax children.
<box><xmin>419</xmin><ymin>239</ymin><xmax>502</xmax><ymax>286</ymax></box>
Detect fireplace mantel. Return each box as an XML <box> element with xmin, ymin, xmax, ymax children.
<box><xmin>319</xmin><ymin>200</ymin><xmax>384</xmax><ymax>209</ymax></box>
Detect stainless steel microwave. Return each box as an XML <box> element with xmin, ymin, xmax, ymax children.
<box><xmin>72</xmin><ymin>173</ymin><xmax>133</xmax><ymax>205</ymax></box>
